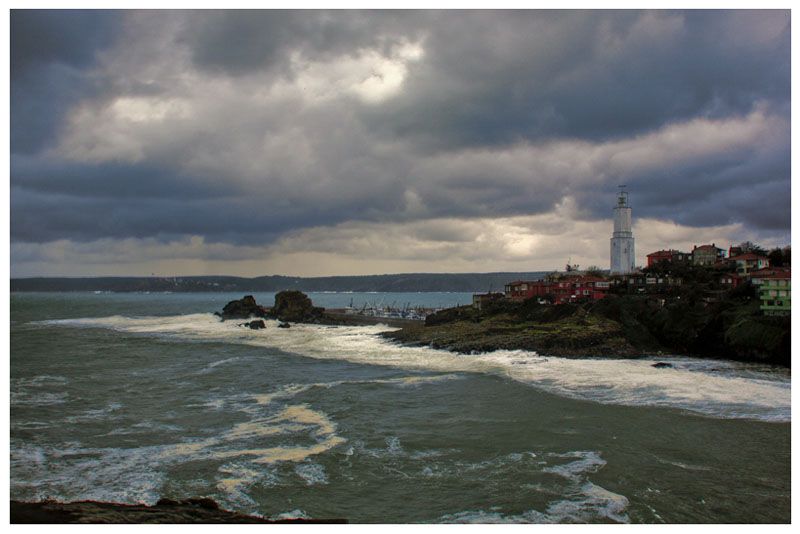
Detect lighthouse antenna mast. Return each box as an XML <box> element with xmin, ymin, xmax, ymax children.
<box><xmin>617</xmin><ymin>185</ymin><xmax>629</xmax><ymax>207</ymax></box>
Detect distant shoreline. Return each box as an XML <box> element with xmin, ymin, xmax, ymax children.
<box><xmin>10</xmin><ymin>272</ymin><xmax>549</xmax><ymax>293</ymax></box>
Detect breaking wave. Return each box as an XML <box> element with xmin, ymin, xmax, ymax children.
<box><xmin>39</xmin><ymin>313</ymin><xmax>791</xmax><ymax>422</ymax></box>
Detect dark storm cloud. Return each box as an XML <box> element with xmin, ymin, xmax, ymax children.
<box><xmin>10</xmin><ymin>186</ymin><xmax>357</xmax><ymax>245</ymax></box>
<box><xmin>639</xmin><ymin>158</ymin><xmax>790</xmax><ymax>231</ymax></box>
<box><xmin>178</xmin><ymin>10</ymin><xmax>429</xmax><ymax>76</ymax></box>
<box><xmin>11</xmin><ymin>155</ymin><xmax>232</xmax><ymax>200</ymax></box>
<box><xmin>365</xmin><ymin>10</ymin><xmax>790</xmax><ymax>149</ymax></box>
<box><xmin>9</xmin><ymin>9</ymin><xmax>791</xmax><ymax>270</ymax></box>
<box><xmin>10</xmin><ymin>10</ymin><xmax>122</xmax><ymax>153</ymax></box>
<box><xmin>574</xmin><ymin>116</ymin><xmax>791</xmax><ymax>230</ymax></box>
<box><xmin>10</xmin><ymin>10</ymin><xmax>120</xmax><ymax>75</ymax></box>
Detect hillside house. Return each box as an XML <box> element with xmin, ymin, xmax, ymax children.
<box><xmin>749</xmin><ymin>266</ymin><xmax>790</xmax><ymax>287</ymax></box>
<box><xmin>727</xmin><ymin>253</ymin><xmax>770</xmax><ymax>276</ymax></box>
<box><xmin>646</xmin><ymin>249</ymin><xmax>691</xmax><ymax>267</ymax></box>
<box><xmin>755</xmin><ymin>270</ymin><xmax>791</xmax><ymax>316</ymax></box>
<box><xmin>621</xmin><ymin>275</ymin><xmax>683</xmax><ymax>294</ymax></box>
<box><xmin>504</xmin><ymin>280</ymin><xmax>544</xmax><ymax>302</ymax></box>
<box><xmin>719</xmin><ymin>272</ymin><xmax>744</xmax><ymax>289</ymax></box>
<box><xmin>505</xmin><ymin>276</ymin><xmax>610</xmax><ymax>304</ymax></box>
<box><xmin>692</xmin><ymin>244</ymin><xmax>726</xmax><ymax>266</ymax></box>
<box><xmin>549</xmin><ymin>276</ymin><xmax>611</xmax><ymax>304</ymax></box>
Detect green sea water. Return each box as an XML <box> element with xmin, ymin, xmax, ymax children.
<box><xmin>10</xmin><ymin>292</ymin><xmax>791</xmax><ymax>523</ymax></box>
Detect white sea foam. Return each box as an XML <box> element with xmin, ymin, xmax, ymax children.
<box><xmin>64</xmin><ymin>402</ymin><xmax>123</xmax><ymax>423</ymax></box>
<box><xmin>294</xmin><ymin>462</ymin><xmax>329</xmax><ymax>485</ymax></box>
<box><xmin>543</xmin><ymin>450</ymin><xmax>606</xmax><ymax>479</ymax></box>
<box><xmin>10</xmin><ymin>391</ymin><xmax>68</xmax><ymax>406</ymax></box>
<box><xmin>351</xmin><ymin>438</ymin><xmax>611</xmax><ymax>520</ymax></box>
<box><xmin>11</xmin><ymin>375</ymin><xmax>70</xmax><ymax>407</ymax></box>
<box><xmin>438</xmin><ymin>449</ymin><xmax>629</xmax><ymax>524</ymax></box>
<box><xmin>10</xmin><ymin>442</ymin><xmax>168</xmax><ymax>505</ymax></box>
<box><xmin>439</xmin><ymin>509</ymin><xmax>549</xmax><ymax>523</ymax></box>
<box><xmin>274</xmin><ymin>509</ymin><xmax>312</xmax><ymax>520</ymax></box>
<box><xmin>545</xmin><ymin>481</ymin><xmax>630</xmax><ymax>523</ymax></box>
<box><xmin>542</xmin><ymin>451</ymin><xmax>630</xmax><ymax>523</ymax></box>
<box><xmin>105</xmin><ymin>421</ymin><xmax>183</xmax><ymax>436</ymax></box>
<box><xmin>216</xmin><ymin>462</ymin><xmax>264</xmax><ymax>507</ymax></box>
<box><xmin>155</xmin><ymin>402</ymin><xmax>347</xmax><ymax>466</ymax></box>
<box><xmin>11</xmin><ymin>398</ymin><xmax>346</xmax><ymax>505</ymax></box>
<box><xmin>198</xmin><ymin>357</ymin><xmax>244</xmax><ymax>374</ymax></box>
<box><xmin>252</xmin><ymin>374</ymin><xmax>462</xmax><ymax>406</ymax></box>
<box><xmin>40</xmin><ymin>313</ymin><xmax>792</xmax><ymax>422</ymax></box>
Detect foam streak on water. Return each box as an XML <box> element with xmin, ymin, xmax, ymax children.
<box><xmin>11</xmin><ymin>395</ymin><xmax>346</xmax><ymax>507</ymax></box>
<box><xmin>436</xmin><ymin>450</ymin><xmax>629</xmax><ymax>524</ymax></box>
<box><xmin>40</xmin><ymin>313</ymin><xmax>791</xmax><ymax>422</ymax></box>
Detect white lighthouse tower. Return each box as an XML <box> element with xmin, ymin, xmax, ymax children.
<box><xmin>610</xmin><ymin>186</ymin><xmax>635</xmax><ymax>275</ymax></box>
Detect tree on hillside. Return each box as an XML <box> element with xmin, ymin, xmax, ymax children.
<box><xmin>738</xmin><ymin>241</ymin><xmax>768</xmax><ymax>256</ymax></box>
<box><xmin>642</xmin><ymin>259</ymin><xmax>725</xmax><ymax>282</ymax></box>
<box><xmin>767</xmin><ymin>246</ymin><xmax>791</xmax><ymax>267</ymax></box>
<box><xmin>584</xmin><ymin>265</ymin><xmax>605</xmax><ymax>277</ymax></box>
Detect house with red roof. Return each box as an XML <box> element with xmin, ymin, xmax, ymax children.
<box><xmin>692</xmin><ymin>244</ymin><xmax>726</xmax><ymax>266</ymax></box>
<box><xmin>727</xmin><ymin>253</ymin><xmax>770</xmax><ymax>276</ymax></box>
<box><xmin>646</xmin><ymin>249</ymin><xmax>691</xmax><ymax>268</ymax></box>
<box><xmin>504</xmin><ymin>275</ymin><xmax>611</xmax><ymax>304</ymax></box>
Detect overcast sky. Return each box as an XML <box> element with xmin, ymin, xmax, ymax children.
<box><xmin>9</xmin><ymin>9</ymin><xmax>791</xmax><ymax>277</ymax></box>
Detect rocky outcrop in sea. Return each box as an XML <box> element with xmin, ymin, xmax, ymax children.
<box><xmin>216</xmin><ymin>292</ymin><xmax>357</xmax><ymax>326</ymax></box>
<box><xmin>270</xmin><ymin>290</ymin><xmax>324</xmax><ymax>322</ymax></box>
<box><xmin>215</xmin><ymin>295</ymin><xmax>269</xmax><ymax>320</ymax></box>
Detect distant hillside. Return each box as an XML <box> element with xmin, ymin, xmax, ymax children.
<box><xmin>10</xmin><ymin>272</ymin><xmax>549</xmax><ymax>293</ymax></box>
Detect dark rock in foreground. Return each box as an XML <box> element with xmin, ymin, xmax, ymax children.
<box><xmin>278</xmin><ymin>322</ymin><xmax>291</xmax><ymax>328</ymax></box>
<box><xmin>244</xmin><ymin>320</ymin><xmax>266</xmax><ymax>330</ymax></box>
<box><xmin>216</xmin><ymin>295</ymin><xmax>269</xmax><ymax>320</ymax></box>
<box><xmin>652</xmin><ymin>362</ymin><xmax>674</xmax><ymax>369</ymax></box>
<box><xmin>10</xmin><ymin>498</ymin><xmax>347</xmax><ymax>524</ymax></box>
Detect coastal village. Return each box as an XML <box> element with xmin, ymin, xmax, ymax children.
<box><xmin>474</xmin><ymin>188</ymin><xmax>791</xmax><ymax>317</ymax></box>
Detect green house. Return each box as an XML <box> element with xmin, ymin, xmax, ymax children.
<box><xmin>758</xmin><ymin>273</ymin><xmax>791</xmax><ymax>316</ymax></box>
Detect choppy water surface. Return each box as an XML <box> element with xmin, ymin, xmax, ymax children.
<box><xmin>10</xmin><ymin>292</ymin><xmax>791</xmax><ymax>523</ymax></box>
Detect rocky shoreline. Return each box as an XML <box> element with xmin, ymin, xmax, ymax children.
<box><xmin>379</xmin><ymin>304</ymin><xmax>652</xmax><ymax>358</ymax></box>
<box><xmin>214</xmin><ymin>292</ymin><xmax>789</xmax><ymax>365</ymax></box>
<box><xmin>217</xmin><ymin>294</ymin><xmax>657</xmax><ymax>358</ymax></box>
<box><xmin>381</xmin><ymin>295</ymin><xmax>790</xmax><ymax>366</ymax></box>
<box><xmin>10</xmin><ymin>498</ymin><xmax>346</xmax><ymax>524</ymax></box>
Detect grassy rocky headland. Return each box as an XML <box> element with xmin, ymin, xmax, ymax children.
<box><xmin>217</xmin><ymin>284</ymin><xmax>789</xmax><ymax>366</ymax></box>
<box><xmin>381</xmin><ymin>283</ymin><xmax>790</xmax><ymax>366</ymax></box>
